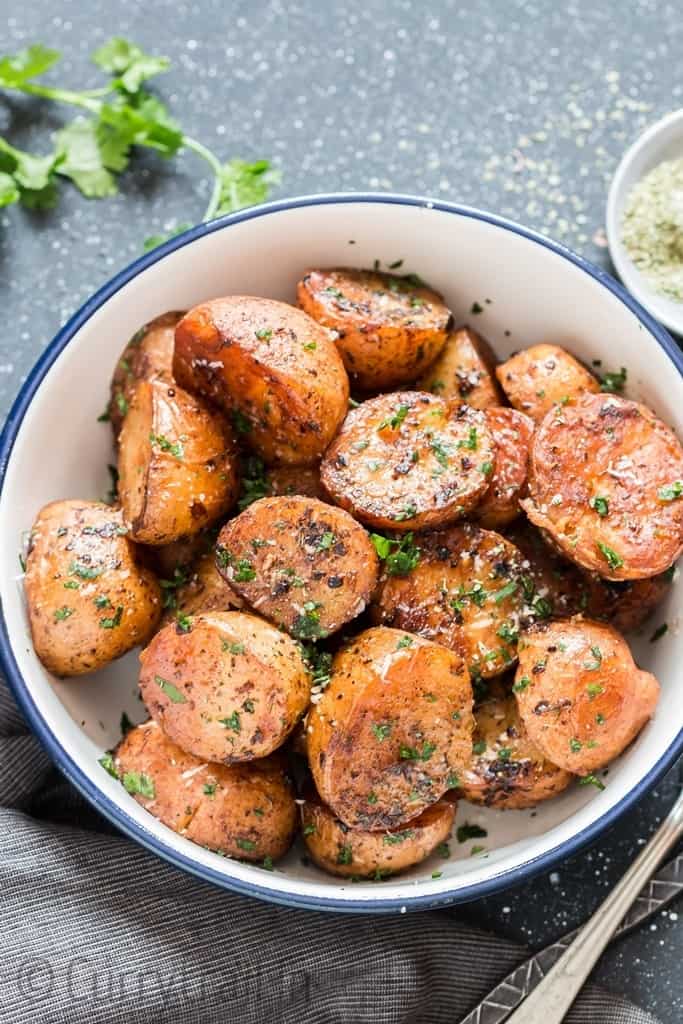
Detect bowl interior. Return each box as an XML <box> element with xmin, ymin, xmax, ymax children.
<box><xmin>2</xmin><ymin>196</ymin><xmax>682</xmax><ymax>910</ymax></box>
<box><xmin>607</xmin><ymin>109</ymin><xmax>683</xmax><ymax>336</ymax></box>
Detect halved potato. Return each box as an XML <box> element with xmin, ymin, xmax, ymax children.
<box><xmin>215</xmin><ymin>495</ymin><xmax>379</xmax><ymax>638</ymax></box>
<box><xmin>24</xmin><ymin>500</ymin><xmax>161</xmax><ymax>677</ymax></box>
<box><xmin>139</xmin><ymin>610</ymin><xmax>310</xmax><ymax>763</ymax></box>
<box><xmin>514</xmin><ymin>618</ymin><xmax>660</xmax><ymax>773</ymax></box>
<box><xmin>474</xmin><ymin>407</ymin><xmax>535</xmax><ymax>529</ymax></box>
<box><xmin>522</xmin><ymin>392</ymin><xmax>683</xmax><ymax>579</ymax></box>
<box><xmin>496</xmin><ymin>343</ymin><xmax>600</xmax><ymax>422</ymax></box>
<box><xmin>320</xmin><ymin>392</ymin><xmax>495</xmax><ymax>531</ymax></box>
<box><xmin>113</xmin><ymin>720</ymin><xmax>296</xmax><ymax>862</ymax></box>
<box><xmin>297</xmin><ymin>267</ymin><xmax>451</xmax><ymax>391</ymax></box>
<box><xmin>371</xmin><ymin>524</ymin><xmax>531</xmax><ymax>680</ymax></box>
<box><xmin>416</xmin><ymin>326</ymin><xmax>504</xmax><ymax>409</ymax></box>
<box><xmin>161</xmin><ymin>549</ymin><xmax>243</xmax><ymax>625</ymax></box>
<box><xmin>301</xmin><ymin>793</ymin><xmax>455</xmax><ymax>879</ymax></box>
<box><xmin>118</xmin><ymin>378</ymin><xmax>239</xmax><ymax>545</ymax></box>
<box><xmin>108</xmin><ymin>311</ymin><xmax>183</xmax><ymax>437</ymax></box>
<box><xmin>173</xmin><ymin>296</ymin><xmax>349</xmax><ymax>464</ymax></box>
<box><xmin>307</xmin><ymin>626</ymin><xmax>473</xmax><ymax>830</ymax></box>
<box><xmin>460</xmin><ymin>680</ymin><xmax>573</xmax><ymax>808</ymax></box>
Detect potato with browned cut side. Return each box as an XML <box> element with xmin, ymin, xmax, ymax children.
<box><xmin>371</xmin><ymin>524</ymin><xmax>531</xmax><ymax>681</ymax></box>
<box><xmin>113</xmin><ymin>720</ymin><xmax>296</xmax><ymax>862</ymax></box>
<box><xmin>109</xmin><ymin>312</ymin><xmax>183</xmax><ymax>437</ymax></box>
<box><xmin>173</xmin><ymin>296</ymin><xmax>349</xmax><ymax>465</ymax></box>
<box><xmin>505</xmin><ymin>520</ymin><xmax>672</xmax><ymax>633</ymax></box>
<box><xmin>161</xmin><ymin>549</ymin><xmax>243</xmax><ymax>626</ymax></box>
<box><xmin>215</xmin><ymin>496</ymin><xmax>379</xmax><ymax>639</ymax></box>
<box><xmin>417</xmin><ymin>326</ymin><xmax>504</xmax><ymax>409</ymax></box>
<box><xmin>514</xmin><ymin>618</ymin><xmax>660</xmax><ymax>774</ymax></box>
<box><xmin>522</xmin><ymin>392</ymin><xmax>683</xmax><ymax>580</ymax></box>
<box><xmin>301</xmin><ymin>793</ymin><xmax>455</xmax><ymax>879</ymax></box>
<box><xmin>496</xmin><ymin>343</ymin><xmax>600</xmax><ymax>422</ymax></box>
<box><xmin>460</xmin><ymin>680</ymin><xmax>573</xmax><ymax>809</ymax></box>
<box><xmin>474</xmin><ymin>407</ymin><xmax>534</xmax><ymax>529</ymax></box>
<box><xmin>297</xmin><ymin>267</ymin><xmax>451</xmax><ymax>391</ymax></box>
<box><xmin>118</xmin><ymin>378</ymin><xmax>239</xmax><ymax>546</ymax></box>
<box><xmin>24</xmin><ymin>500</ymin><xmax>161</xmax><ymax>677</ymax></box>
<box><xmin>307</xmin><ymin>626</ymin><xmax>473</xmax><ymax>830</ymax></box>
<box><xmin>139</xmin><ymin>611</ymin><xmax>310</xmax><ymax>763</ymax></box>
<box><xmin>320</xmin><ymin>392</ymin><xmax>494</xmax><ymax>532</ymax></box>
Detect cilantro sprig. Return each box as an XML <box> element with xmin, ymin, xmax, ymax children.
<box><xmin>0</xmin><ymin>40</ymin><xmax>279</xmax><ymax>234</ymax></box>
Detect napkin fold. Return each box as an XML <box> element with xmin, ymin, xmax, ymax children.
<box><xmin>0</xmin><ymin>678</ymin><xmax>662</xmax><ymax>1024</ymax></box>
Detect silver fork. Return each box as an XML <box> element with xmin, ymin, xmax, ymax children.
<box><xmin>460</xmin><ymin>788</ymin><xmax>683</xmax><ymax>1024</ymax></box>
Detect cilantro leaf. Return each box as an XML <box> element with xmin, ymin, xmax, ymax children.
<box><xmin>0</xmin><ymin>44</ymin><xmax>60</xmax><ymax>88</ymax></box>
<box><xmin>92</xmin><ymin>37</ymin><xmax>170</xmax><ymax>94</ymax></box>
<box><xmin>55</xmin><ymin>119</ymin><xmax>117</xmax><ymax>198</ymax></box>
<box><xmin>0</xmin><ymin>171</ymin><xmax>19</xmax><ymax>208</ymax></box>
<box><xmin>216</xmin><ymin>158</ymin><xmax>280</xmax><ymax>216</ymax></box>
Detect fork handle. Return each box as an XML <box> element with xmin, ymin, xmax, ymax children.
<box><xmin>504</xmin><ymin>789</ymin><xmax>683</xmax><ymax>1024</ymax></box>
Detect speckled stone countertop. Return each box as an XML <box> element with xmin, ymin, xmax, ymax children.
<box><xmin>1</xmin><ymin>1</ymin><xmax>682</xmax><ymax>1020</ymax></box>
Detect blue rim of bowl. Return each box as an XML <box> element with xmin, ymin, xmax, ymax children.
<box><xmin>2</xmin><ymin>192</ymin><xmax>683</xmax><ymax>913</ymax></box>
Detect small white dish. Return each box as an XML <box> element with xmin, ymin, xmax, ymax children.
<box><xmin>1</xmin><ymin>194</ymin><xmax>683</xmax><ymax>912</ymax></box>
<box><xmin>607</xmin><ymin>108</ymin><xmax>683</xmax><ymax>336</ymax></box>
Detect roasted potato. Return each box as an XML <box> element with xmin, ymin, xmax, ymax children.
<box><xmin>371</xmin><ymin>524</ymin><xmax>531</xmax><ymax>680</ymax></box>
<box><xmin>139</xmin><ymin>610</ymin><xmax>310</xmax><ymax>763</ymax></box>
<box><xmin>320</xmin><ymin>392</ymin><xmax>495</xmax><ymax>532</ymax></box>
<box><xmin>113</xmin><ymin>720</ymin><xmax>296</xmax><ymax>862</ymax></box>
<box><xmin>24</xmin><ymin>500</ymin><xmax>161</xmax><ymax>677</ymax></box>
<box><xmin>151</xmin><ymin>528</ymin><xmax>217</xmax><ymax>580</ymax></box>
<box><xmin>264</xmin><ymin>463</ymin><xmax>325</xmax><ymax>500</ymax></box>
<box><xmin>460</xmin><ymin>680</ymin><xmax>572</xmax><ymax>808</ymax></box>
<box><xmin>496</xmin><ymin>343</ymin><xmax>600</xmax><ymax>422</ymax></box>
<box><xmin>161</xmin><ymin>549</ymin><xmax>243</xmax><ymax>625</ymax></box>
<box><xmin>301</xmin><ymin>793</ymin><xmax>455</xmax><ymax>879</ymax></box>
<box><xmin>215</xmin><ymin>496</ymin><xmax>379</xmax><ymax>639</ymax></box>
<box><xmin>506</xmin><ymin>520</ymin><xmax>672</xmax><ymax>632</ymax></box>
<box><xmin>514</xmin><ymin>618</ymin><xmax>660</xmax><ymax>773</ymax></box>
<box><xmin>474</xmin><ymin>407</ymin><xmax>534</xmax><ymax>529</ymax></box>
<box><xmin>416</xmin><ymin>326</ymin><xmax>504</xmax><ymax>409</ymax></box>
<box><xmin>297</xmin><ymin>267</ymin><xmax>451</xmax><ymax>391</ymax></box>
<box><xmin>307</xmin><ymin>626</ymin><xmax>473</xmax><ymax>830</ymax></box>
<box><xmin>173</xmin><ymin>296</ymin><xmax>349</xmax><ymax>465</ymax></box>
<box><xmin>118</xmin><ymin>378</ymin><xmax>239</xmax><ymax>546</ymax></box>
<box><xmin>522</xmin><ymin>393</ymin><xmax>683</xmax><ymax>579</ymax></box>
<box><xmin>108</xmin><ymin>312</ymin><xmax>183</xmax><ymax>437</ymax></box>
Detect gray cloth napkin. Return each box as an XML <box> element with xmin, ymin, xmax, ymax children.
<box><xmin>0</xmin><ymin>678</ymin><xmax>662</xmax><ymax>1024</ymax></box>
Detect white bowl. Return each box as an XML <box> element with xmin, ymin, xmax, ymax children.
<box><xmin>2</xmin><ymin>194</ymin><xmax>682</xmax><ymax>913</ymax></box>
<box><xmin>607</xmin><ymin>108</ymin><xmax>683</xmax><ymax>336</ymax></box>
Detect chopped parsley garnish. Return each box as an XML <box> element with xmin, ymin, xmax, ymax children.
<box><xmin>583</xmin><ymin>646</ymin><xmax>602</xmax><ymax>671</ymax></box>
<box><xmin>496</xmin><ymin>621</ymin><xmax>519</xmax><ymax>645</ymax></box>
<box><xmin>233</xmin><ymin>559</ymin><xmax>256</xmax><ymax>583</ymax></box>
<box><xmin>396</xmin><ymin>635</ymin><xmax>414</xmax><ymax>650</ymax></box>
<box><xmin>292</xmin><ymin>600</ymin><xmax>325</xmax><ymax>640</ymax></box>
<box><xmin>367</xmin><ymin>791</ymin><xmax>378</xmax><ymax>804</ymax></box>
<box><xmin>470</xmin><ymin>302</ymin><xmax>484</xmax><ymax>314</ymax></box>
<box><xmin>236</xmin><ymin>838</ymin><xmax>256</xmax><ymax>852</ymax></box>
<box><xmin>158</xmin><ymin>565</ymin><xmax>190</xmax><ymax>609</ymax></box>
<box><xmin>337</xmin><ymin>845</ymin><xmax>353</xmax><ymax>865</ymax></box>
<box><xmin>436</xmin><ymin>842</ymin><xmax>451</xmax><ymax>859</ymax></box>
<box><xmin>122</xmin><ymin>772</ymin><xmax>155</xmax><ymax>799</ymax></box>
<box><xmin>63</xmin><ymin>580</ymin><xmax>79</xmax><ymax>590</ymax></box>
<box><xmin>237</xmin><ymin>456</ymin><xmax>269</xmax><ymax>511</ymax></box>
<box><xmin>383</xmin><ymin>830</ymin><xmax>414</xmax><ymax>845</ymax></box>
<box><xmin>370</xmin><ymin>532</ymin><xmax>421</xmax><ymax>576</ymax></box>
<box><xmin>456</xmin><ymin>427</ymin><xmax>478</xmax><ymax>450</ymax></box>
<box><xmin>100</xmin><ymin>605</ymin><xmax>123</xmax><ymax>629</ymax></box>
<box><xmin>303</xmin><ymin>824</ymin><xmax>317</xmax><ymax>836</ymax></box>
<box><xmin>301</xmin><ymin>644</ymin><xmax>333</xmax><ymax>689</ymax></box>
<box><xmin>219</xmin><ymin>711</ymin><xmax>241</xmax><ymax>733</ymax></box>
<box><xmin>222</xmin><ymin>640</ymin><xmax>246</xmax><ymax>655</ymax></box>
<box><xmin>596</xmin><ymin>713</ymin><xmax>606</xmax><ymax>725</ymax></box>
<box><xmin>457</xmin><ymin>823</ymin><xmax>487</xmax><ymax>843</ymax></box>
<box><xmin>54</xmin><ymin>606</ymin><xmax>74</xmax><ymax>621</ymax></box>
<box><xmin>93</xmin><ymin>594</ymin><xmax>111</xmax><ymax>609</ymax></box>
<box><xmin>99</xmin><ymin>752</ymin><xmax>118</xmax><ymax>778</ymax></box>
<box><xmin>255</xmin><ymin>327</ymin><xmax>272</xmax><ymax>341</ymax></box>
<box><xmin>512</xmin><ymin>675</ymin><xmax>531</xmax><ymax>692</ymax></box>
<box><xmin>399</xmin><ymin>741</ymin><xmax>436</xmax><ymax>761</ymax></box>
<box><xmin>430</xmin><ymin>438</ymin><xmax>451</xmax><ymax>466</ymax></box>
<box><xmin>371</xmin><ymin>722</ymin><xmax>392</xmax><ymax>742</ymax></box>
<box><xmin>317</xmin><ymin>531</ymin><xmax>336</xmax><ymax>551</ymax></box>
<box><xmin>242</xmin><ymin>699</ymin><xmax>255</xmax><ymax>712</ymax></box>
<box><xmin>480</xmin><ymin>460</ymin><xmax>494</xmax><ymax>476</ymax></box>
<box><xmin>203</xmin><ymin>783</ymin><xmax>217</xmax><ymax>796</ymax></box>
<box><xmin>149</xmin><ymin>431</ymin><xmax>184</xmax><ymax>459</ymax></box>
<box><xmin>175</xmin><ymin>612</ymin><xmax>192</xmax><ymax>633</ymax></box>
<box><xmin>303</xmin><ymin>340</ymin><xmax>317</xmax><ymax>351</ymax></box>
<box><xmin>569</xmin><ymin>738</ymin><xmax>583</xmax><ymax>753</ymax></box>
<box><xmin>378</xmin><ymin>404</ymin><xmax>410</xmax><ymax>431</ymax></box>
<box><xmin>69</xmin><ymin>560</ymin><xmax>102</xmax><ymax>580</ymax></box>
<box><xmin>446</xmin><ymin>773</ymin><xmax>459</xmax><ymax>788</ymax></box>
<box><xmin>394</xmin><ymin>503</ymin><xmax>417</xmax><ymax>522</ymax></box>
<box><xmin>472</xmin><ymin>740</ymin><xmax>487</xmax><ymax>755</ymax></box>
<box><xmin>578</xmin><ymin>774</ymin><xmax>605</xmax><ymax>791</ymax></box>
<box><xmin>590</xmin><ymin>496</ymin><xmax>609</xmax><ymax>517</ymax></box>
<box><xmin>498</xmin><ymin>747</ymin><xmax>512</xmax><ymax>762</ymax></box>
<box><xmin>596</xmin><ymin>541</ymin><xmax>623</xmax><ymax>571</ymax></box>
<box><xmin>658</xmin><ymin>482</ymin><xmax>683</xmax><ymax>501</ymax></box>
<box><xmin>600</xmin><ymin>367</ymin><xmax>627</xmax><ymax>393</ymax></box>
<box><xmin>262</xmin><ymin>856</ymin><xmax>274</xmax><ymax>871</ymax></box>
<box><xmin>155</xmin><ymin>675</ymin><xmax>186</xmax><ymax>703</ymax></box>
<box><xmin>586</xmin><ymin>682</ymin><xmax>604</xmax><ymax>699</ymax></box>
<box><xmin>650</xmin><ymin>623</ymin><xmax>668</xmax><ymax>643</ymax></box>
<box><xmin>231</xmin><ymin>410</ymin><xmax>252</xmax><ymax>435</ymax></box>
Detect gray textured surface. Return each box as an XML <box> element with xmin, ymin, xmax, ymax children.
<box><xmin>1</xmin><ymin>0</ymin><xmax>681</xmax><ymax>1020</ymax></box>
